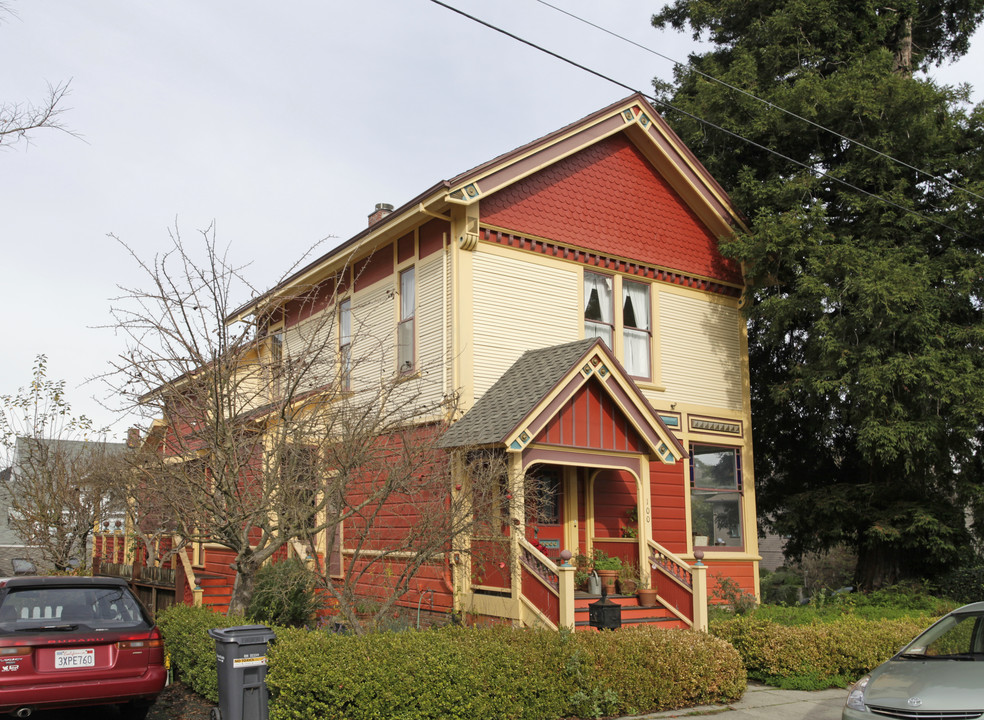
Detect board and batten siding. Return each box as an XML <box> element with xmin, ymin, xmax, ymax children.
<box><xmin>658</xmin><ymin>291</ymin><xmax>743</xmax><ymax>411</ymax></box>
<box><xmin>471</xmin><ymin>250</ymin><xmax>580</xmax><ymax>399</ymax></box>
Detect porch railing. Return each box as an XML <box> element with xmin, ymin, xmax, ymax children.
<box><xmin>517</xmin><ymin>538</ymin><xmax>574</xmax><ymax>630</ymax></box>
<box><xmin>646</xmin><ymin>539</ymin><xmax>708</xmax><ymax>631</ymax></box>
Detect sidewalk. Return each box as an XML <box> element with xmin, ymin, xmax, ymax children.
<box><xmin>627</xmin><ymin>682</ymin><xmax>847</xmax><ymax>719</ymax></box>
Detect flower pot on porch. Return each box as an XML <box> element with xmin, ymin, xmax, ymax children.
<box><xmin>618</xmin><ymin>577</ymin><xmax>638</xmax><ymax>595</ymax></box>
<box><xmin>637</xmin><ymin>587</ymin><xmax>659</xmax><ymax>607</ymax></box>
<box><xmin>596</xmin><ymin>569</ymin><xmax>618</xmax><ymax>595</ymax></box>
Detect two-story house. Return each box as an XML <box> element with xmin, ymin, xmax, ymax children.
<box><xmin>112</xmin><ymin>94</ymin><xmax>757</xmax><ymax>631</ymax></box>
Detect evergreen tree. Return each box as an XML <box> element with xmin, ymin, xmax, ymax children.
<box><xmin>652</xmin><ymin>0</ymin><xmax>984</xmax><ymax>588</ymax></box>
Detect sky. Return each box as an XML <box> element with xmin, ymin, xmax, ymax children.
<box><xmin>2</xmin><ymin>0</ymin><xmax>982</xmax><ymax>441</ymax></box>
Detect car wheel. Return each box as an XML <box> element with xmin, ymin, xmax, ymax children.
<box><xmin>121</xmin><ymin>701</ymin><xmax>153</xmax><ymax>720</ymax></box>
<box><xmin>210</xmin><ymin>708</ymin><xmax>222</xmax><ymax>720</ymax></box>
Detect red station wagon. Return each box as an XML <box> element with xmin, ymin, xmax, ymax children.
<box><xmin>0</xmin><ymin>576</ymin><xmax>166</xmax><ymax>718</ymax></box>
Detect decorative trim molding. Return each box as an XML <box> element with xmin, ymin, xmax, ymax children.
<box><xmin>689</xmin><ymin>415</ymin><xmax>743</xmax><ymax>437</ymax></box>
<box><xmin>481</xmin><ymin>228</ymin><xmax>741</xmax><ymax>298</ymax></box>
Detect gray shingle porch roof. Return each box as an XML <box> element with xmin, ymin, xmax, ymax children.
<box><xmin>439</xmin><ymin>338</ymin><xmax>598</xmax><ymax>449</ymax></box>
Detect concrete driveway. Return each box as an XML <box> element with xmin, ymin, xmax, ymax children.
<box><xmin>630</xmin><ymin>682</ymin><xmax>848</xmax><ymax>720</ymax></box>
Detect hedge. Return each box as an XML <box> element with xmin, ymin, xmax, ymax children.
<box><xmin>157</xmin><ymin>604</ymin><xmax>251</xmax><ymax>702</ymax></box>
<box><xmin>157</xmin><ymin>606</ymin><xmax>745</xmax><ymax>719</ymax></box>
<box><xmin>711</xmin><ymin>615</ymin><xmax>932</xmax><ymax>689</ymax></box>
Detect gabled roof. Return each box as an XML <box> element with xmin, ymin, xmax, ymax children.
<box><xmin>439</xmin><ymin>338</ymin><xmax>685</xmax><ymax>463</ymax></box>
<box><xmin>228</xmin><ymin>93</ymin><xmax>743</xmax><ymax>323</ymax></box>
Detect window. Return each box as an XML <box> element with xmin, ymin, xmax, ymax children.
<box><xmin>690</xmin><ymin>445</ymin><xmax>742</xmax><ymax>549</ymax></box>
<box><xmin>397</xmin><ymin>266</ymin><xmax>415</xmax><ymax>373</ymax></box>
<box><xmin>339</xmin><ymin>298</ymin><xmax>352</xmax><ymax>391</ymax></box>
<box><xmin>584</xmin><ymin>272</ymin><xmax>613</xmax><ymax>347</ymax></box>
<box><xmin>525</xmin><ymin>466</ymin><xmax>561</xmax><ymax>525</ymax></box>
<box><xmin>622</xmin><ymin>280</ymin><xmax>651</xmax><ymax>379</ymax></box>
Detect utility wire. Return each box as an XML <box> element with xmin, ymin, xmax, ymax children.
<box><xmin>535</xmin><ymin>0</ymin><xmax>984</xmax><ymax>205</ymax></box>
<box><xmin>426</xmin><ymin>0</ymin><xmax>977</xmax><ymax>242</ymax></box>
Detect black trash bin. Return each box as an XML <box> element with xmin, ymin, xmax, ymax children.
<box><xmin>207</xmin><ymin>624</ymin><xmax>276</xmax><ymax>720</ymax></box>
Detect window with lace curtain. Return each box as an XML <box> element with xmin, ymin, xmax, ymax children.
<box><xmin>622</xmin><ymin>280</ymin><xmax>651</xmax><ymax>379</ymax></box>
<box><xmin>584</xmin><ymin>272</ymin><xmax>613</xmax><ymax>346</ymax></box>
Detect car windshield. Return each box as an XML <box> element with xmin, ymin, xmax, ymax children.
<box><xmin>898</xmin><ymin>611</ymin><xmax>984</xmax><ymax>660</ymax></box>
<box><xmin>0</xmin><ymin>586</ymin><xmax>150</xmax><ymax>633</ymax></box>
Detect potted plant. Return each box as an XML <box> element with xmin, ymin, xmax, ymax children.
<box><xmin>617</xmin><ymin>562</ymin><xmax>640</xmax><ymax>595</ymax></box>
<box><xmin>592</xmin><ymin>549</ymin><xmax>622</xmax><ymax>595</ymax></box>
<box><xmin>637</xmin><ymin>583</ymin><xmax>659</xmax><ymax>607</ymax></box>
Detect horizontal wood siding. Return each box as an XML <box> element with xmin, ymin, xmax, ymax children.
<box><xmin>414</xmin><ymin>252</ymin><xmax>446</xmax><ymax>409</ymax></box>
<box><xmin>471</xmin><ymin>250</ymin><xmax>579</xmax><ymax>399</ymax></box>
<box><xmin>592</xmin><ymin>470</ymin><xmax>637</xmax><ymax>540</ymax></box>
<box><xmin>650</xmin><ymin>460</ymin><xmax>687</xmax><ymax>554</ymax></box>
<box><xmin>659</xmin><ymin>291</ymin><xmax>743</xmax><ymax>410</ymax></box>
<box><xmin>705</xmin><ymin>559</ymin><xmax>757</xmax><ymax>600</ymax></box>
<box><xmin>283</xmin><ymin>310</ymin><xmax>338</xmax><ymax>394</ymax></box>
<box><xmin>351</xmin><ymin>284</ymin><xmax>395</xmax><ymax>391</ymax></box>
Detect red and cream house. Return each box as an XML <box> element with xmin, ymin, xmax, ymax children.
<box><xmin>105</xmin><ymin>93</ymin><xmax>758</xmax><ymax>630</ymax></box>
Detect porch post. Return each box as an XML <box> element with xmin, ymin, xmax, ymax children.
<box><xmin>691</xmin><ymin>551</ymin><xmax>708</xmax><ymax>632</ymax></box>
<box><xmin>557</xmin><ymin>550</ymin><xmax>575</xmax><ymax>630</ymax></box>
<box><xmin>640</xmin><ymin>460</ymin><xmax>653</xmax><ymax>590</ymax></box>
<box><xmin>507</xmin><ymin>453</ymin><xmax>525</xmax><ymax>603</ymax></box>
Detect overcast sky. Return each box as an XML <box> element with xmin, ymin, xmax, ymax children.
<box><xmin>2</xmin><ymin>0</ymin><xmax>981</xmax><ymax>441</ymax></box>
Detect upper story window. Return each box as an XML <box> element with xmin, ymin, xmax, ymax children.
<box><xmin>583</xmin><ymin>272</ymin><xmax>613</xmax><ymax>347</ymax></box>
<box><xmin>397</xmin><ymin>267</ymin><xmax>415</xmax><ymax>374</ymax></box>
<box><xmin>339</xmin><ymin>298</ymin><xmax>352</xmax><ymax>391</ymax></box>
<box><xmin>690</xmin><ymin>444</ymin><xmax>743</xmax><ymax>550</ymax></box>
<box><xmin>622</xmin><ymin>281</ymin><xmax>651</xmax><ymax>379</ymax></box>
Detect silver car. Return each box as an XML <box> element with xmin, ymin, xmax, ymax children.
<box><xmin>844</xmin><ymin>601</ymin><xmax>984</xmax><ymax>719</ymax></box>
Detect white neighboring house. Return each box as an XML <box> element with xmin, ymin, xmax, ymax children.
<box><xmin>1</xmin><ymin>437</ymin><xmax>128</xmax><ymax>574</ymax></box>
<box><xmin>0</xmin><ymin>463</ymin><xmax>43</xmax><ymax>574</ymax></box>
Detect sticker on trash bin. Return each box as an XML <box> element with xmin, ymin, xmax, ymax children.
<box><xmin>233</xmin><ymin>656</ymin><xmax>267</xmax><ymax>668</ymax></box>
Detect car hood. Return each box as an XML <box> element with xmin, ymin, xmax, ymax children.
<box><xmin>866</xmin><ymin>659</ymin><xmax>984</xmax><ymax>711</ymax></box>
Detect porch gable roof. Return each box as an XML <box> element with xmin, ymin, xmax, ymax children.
<box><xmin>439</xmin><ymin>338</ymin><xmax>685</xmax><ymax>463</ymax></box>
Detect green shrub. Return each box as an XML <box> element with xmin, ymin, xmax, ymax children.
<box><xmin>157</xmin><ymin>604</ymin><xmax>249</xmax><ymax>702</ymax></box>
<box><xmin>752</xmin><ymin>588</ymin><xmax>955</xmax><ymax>625</ymax></box>
<box><xmin>759</xmin><ymin>568</ymin><xmax>803</xmax><ymax>606</ymax></box>
<box><xmin>247</xmin><ymin>558</ymin><xmax>323</xmax><ymax>628</ymax></box>
<box><xmin>266</xmin><ymin>625</ymin><xmax>745</xmax><ymax>720</ymax></box>
<box><xmin>711</xmin><ymin>615</ymin><xmax>931</xmax><ymax>690</ymax></box>
<box><xmin>933</xmin><ymin>563</ymin><xmax>984</xmax><ymax>604</ymax></box>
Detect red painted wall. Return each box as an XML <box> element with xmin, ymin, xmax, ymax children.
<box><xmin>536</xmin><ymin>379</ymin><xmax>646</xmax><ymax>453</ymax></box>
<box><xmin>481</xmin><ymin>133</ymin><xmax>741</xmax><ymax>284</ymax></box>
<box><xmin>650</xmin><ymin>460</ymin><xmax>687</xmax><ymax>555</ymax></box>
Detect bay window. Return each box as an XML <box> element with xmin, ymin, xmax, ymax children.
<box><xmin>690</xmin><ymin>444</ymin><xmax>743</xmax><ymax>549</ymax></box>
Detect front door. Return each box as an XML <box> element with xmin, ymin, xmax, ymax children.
<box><xmin>525</xmin><ymin>464</ymin><xmax>564</xmax><ymax>558</ymax></box>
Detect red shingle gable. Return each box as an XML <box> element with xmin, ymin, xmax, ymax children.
<box><xmin>480</xmin><ymin>133</ymin><xmax>742</xmax><ymax>284</ymax></box>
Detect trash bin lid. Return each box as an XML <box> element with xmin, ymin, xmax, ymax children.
<box><xmin>207</xmin><ymin>624</ymin><xmax>277</xmax><ymax>644</ymax></box>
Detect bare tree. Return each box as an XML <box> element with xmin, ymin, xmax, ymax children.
<box><xmin>0</xmin><ymin>355</ymin><xmax>126</xmax><ymax>572</ymax></box>
<box><xmin>1</xmin><ymin>3</ymin><xmax>75</xmax><ymax>149</ymax></box>
<box><xmin>0</xmin><ymin>80</ymin><xmax>73</xmax><ymax>149</ymax></box>
<box><xmin>104</xmin><ymin>226</ymin><xmax>504</xmax><ymax>622</ymax></box>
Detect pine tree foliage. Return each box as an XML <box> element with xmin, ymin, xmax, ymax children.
<box><xmin>653</xmin><ymin>0</ymin><xmax>984</xmax><ymax>587</ymax></box>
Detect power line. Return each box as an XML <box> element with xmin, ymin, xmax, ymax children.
<box><xmin>535</xmin><ymin>0</ymin><xmax>984</xmax><ymax>205</ymax></box>
<box><xmin>426</xmin><ymin>0</ymin><xmax>977</xmax><ymax>242</ymax></box>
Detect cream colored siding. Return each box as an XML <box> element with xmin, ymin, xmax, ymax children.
<box><xmin>283</xmin><ymin>312</ymin><xmax>338</xmax><ymax>393</ymax></box>
<box><xmin>415</xmin><ymin>253</ymin><xmax>447</xmax><ymax>406</ymax></box>
<box><xmin>658</xmin><ymin>291</ymin><xmax>743</xmax><ymax>410</ymax></box>
<box><xmin>471</xmin><ymin>250</ymin><xmax>579</xmax><ymax>399</ymax></box>
<box><xmin>351</xmin><ymin>284</ymin><xmax>395</xmax><ymax>392</ymax></box>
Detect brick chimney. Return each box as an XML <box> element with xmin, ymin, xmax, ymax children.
<box><xmin>368</xmin><ymin>202</ymin><xmax>394</xmax><ymax>226</ymax></box>
<box><xmin>126</xmin><ymin>427</ymin><xmax>141</xmax><ymax>449</ymax></box>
